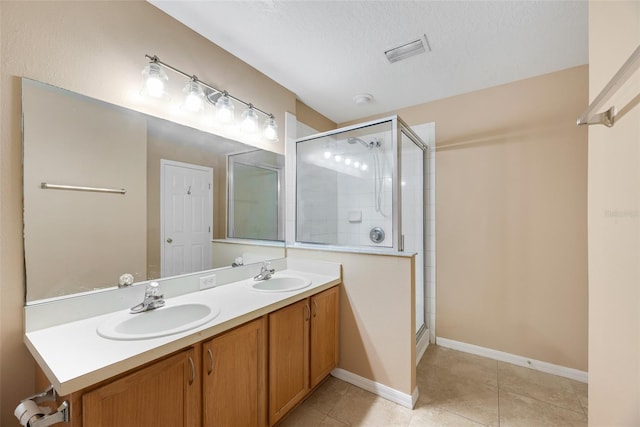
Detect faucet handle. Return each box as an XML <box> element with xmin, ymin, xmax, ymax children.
<box><xmin>145</xmin><ymin>282</ymin><xmax>162</xmax><ymax>297</ymax></box>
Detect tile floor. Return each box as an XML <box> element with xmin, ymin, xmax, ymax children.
<box><xmin>279</xmin><ymin>345</ymin><xmax>588</xmax><ymax>426</ymax></box>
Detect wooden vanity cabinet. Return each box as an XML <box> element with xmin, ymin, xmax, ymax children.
<box><xmin>35</xmin><ymin>285</ymin><xmax>338</xmax><ymax>427</ymax></box>
<box><xmin>268</xmin><ymin>299</ymin><xmax>311</xmax><ymax>425</ymax></box>
<box><xmin>81</xmin><ymin>347</ymin><xmax>201</xmax><ymax>427</ymax></box>
<box><xmin>268</xmin><ymin>286</ymin><xmax>340</xmax><ymax>426</ymax></box>
<box><xmin>310</xmin><ymin>286</ymin><xmax>340</xmax><ymax>388</ymax></box>
<box><xmin>202</xmin><ymin>317</ymin><xmax>267</xmax><ymax>427</ymax></box>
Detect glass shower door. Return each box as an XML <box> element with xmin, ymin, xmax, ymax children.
<box><xmin>400</xmin><ymin>128</ymin><xmax>426</xmax><ymax>336</ymax></box>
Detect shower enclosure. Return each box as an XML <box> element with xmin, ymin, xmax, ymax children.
<box><xmin>295</xmin><ymin>116</ymin><xmax>428</xmax><ymax>339</ymax></box>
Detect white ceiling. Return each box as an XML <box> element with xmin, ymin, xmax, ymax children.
<box><xmin>150</xmin><ymin>0</ymin><xmax>588</xmax><ymax>124</ymax></box>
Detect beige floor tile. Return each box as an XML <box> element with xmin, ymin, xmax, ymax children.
<box><xmin>304</xmin><ymin>376</ymin><xmax>351</xmax><ymax>415</ymax></box>
<box><xmin>329</xmin><ymin>385</ymin><xmax>413</xmax><ymax>426</ymax></box>
<box><xmin>499</xmin><ymin>390</ymin><xmax>588</xmax><ymax>427</ymax></box>
<box><xmin>409</xmin><ymin>406</ymin><xmax>487</xmax><ymax>426</ymax></box>
<box><xmin>417</xmin><ymin>370</ymin><xmax>499</xmax><ymax>426</ymax></box>
<box><xmin>569</xmin><ymin>379</ymin><xmax>588</xmax><ymax>415</ymax></box>
<box><xmin>498</xmin><ymin>362</ymin><xmax>583</xmax><ymax>413</ymax></box>
<box><xmin>419</xmin><ymin>345</ymin><xmax>498</xmax><ymax>388</ymax></box>
<box><xmin>319</xmin><ymin>415</ymin><xmax>349</xmax><ymax>426</ymax></box>
<box><xmin>278</xmin><ymin>399</ymin><xmax>326</xmax><ymax>427</ymax></box>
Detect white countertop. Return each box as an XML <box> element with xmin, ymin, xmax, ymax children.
<box><xmin>25</xmin><ymin>266</ymin><xmax>340</xmax><ymax>396</ymax></box>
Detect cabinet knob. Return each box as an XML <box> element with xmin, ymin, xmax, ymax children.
<box><xmin>166</xmin><ymin>237</ymin><xmax>173</xmax><ymax>243</ymax></box>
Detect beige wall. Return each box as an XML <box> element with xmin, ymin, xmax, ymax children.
<box><xmin>0</xmin><ymin>1</ymin><xmax>296</xmax><ymax>424</ymax></box>
<box><xmin>296</xmin><ymin>99</ymin><xmax>337</xmax><ymax>132</ymax></box>
<box><xmin>287</xmin><ymin>248</ymin><xmax>416</xmax><ymax>395</ymax></box>
<box><xmin>588</xmin><ymin>1</ymin><xmax>640</xmax><ymax>425</ymax></box>
<box><xmin>344</xmin><ymin>66</ymin><xmax>589</xmax><ymax>371</ymax></box>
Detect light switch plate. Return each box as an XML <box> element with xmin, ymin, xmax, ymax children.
<box><xmin>199</xmin><ymin>274</ymin><xmax>217</xmax><ymax>290</ymax></box>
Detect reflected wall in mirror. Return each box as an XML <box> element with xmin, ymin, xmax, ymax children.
<box><xmin>22</xmin><ymin>78</ymin><xmax>285</xmax><ymax>304</ymax></box>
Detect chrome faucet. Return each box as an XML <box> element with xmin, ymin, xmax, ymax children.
<box><xmin>253</xmin><ymin>261</ymin><xmax>275</xmax><ymax>281</ymax></box>
<box><xmin>130</xmin><ymin>282</ymin><xmax>165</xmax><ymax>313</ymax></box>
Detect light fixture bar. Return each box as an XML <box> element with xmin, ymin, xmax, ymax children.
<box><xmin>145</xmin><ymin>54</ymin><xmax>272</xmax><ymax>119</ymax></box>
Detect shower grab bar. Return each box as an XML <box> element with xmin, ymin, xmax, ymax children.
<box><xmin>577</xmin><ymin>44</ymin><xmax>640</xmax><ymax>128</ymax></box>
<box><xmin>41</xmin><ymin>182</ymin><xmax>126</xmax><ymax>194</ymax></box>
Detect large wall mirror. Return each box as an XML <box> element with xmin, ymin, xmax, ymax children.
<box><xmin>22</xmin><ymin>78</ymin><xmax>285</xmax><ymax>304</ymax></box>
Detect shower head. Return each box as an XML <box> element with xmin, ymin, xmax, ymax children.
<box><xmin>347</xmin><ymin>137</ymin><xmax>380</xmax><ymax>149</ymax></box>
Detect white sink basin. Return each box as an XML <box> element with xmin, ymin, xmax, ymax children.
<box><xmin>97</xmin><ymin>303</ymin><xmax>220</xmax><ymax>341</ymax></box>
<box><xmin>251</xmin><ymin>276</ymin><xmax>311</xmax><ymax>292</ymax></box>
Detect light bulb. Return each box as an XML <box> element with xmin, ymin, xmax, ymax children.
<box><xmin>241</xmin><ymin>105</ymin><xmax>259</xmax><ymax>133</ymax></box>
<box><xmin>215</xmin><ymin>93</ymin><xmax>235</xmax><ymax>124</ymax></box>
<box><xmin>181</xmin><ymin>81</ymin><xmax>205</xmax><ymax>113</ymax></box>
<box><xmin>345</xmin><ymin>158</ymin><xmax>352</xmax><ymax>165</ymax></box>
<box><xmin>354</xmin><ymin>161</ymin><xmax>360</xmax><ymax>168</ymax></box>
<box><xmin>361</xmin><ymin>163</ymin><xmax>368</xmax><ymax>171</ymax></box>
<box><xmin>263</xmin><ymin>115</ymin><xmax>278</xmax><ymax>141</ymax></box>
<box><xmin>323</xmin><ymin>151</ymin><xmax>332</xmax><ymax>159</ymax></box>
<box><xmin>141</xmin><ymin>62</ymin><xmax>168</xmax><ymax>98</ymax></box>
<box><xmin>334</xmin><ymin>155</ymin><xmax>343</xmax><ymax>162</ymax></box>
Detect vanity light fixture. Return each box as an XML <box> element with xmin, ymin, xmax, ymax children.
<box><xmin>181</xmin><ymin>79</ymin><xmax>205</xmax><ymax>113</ymax></box>
<box><xmin>240</xmin><ymin>104</ymin><xmax>259</xmax><ymax>133</ymax></box>
<box><xmin>141</xmin><ymin>54</ymin><xmax>278</xmax><ymax>141</ymax></box>
<box><xmin>215</xmin><ymin>92</ymin><xmax>235</xmax><ymax>124</ymax></box>
<box><xmin>141</xmin><ymin>62</ymin><xmax>168</xmax><ymax>98</ymax></box>
<box><xmin>263</xmin><ymin>115</ymin><xmax>278</xmax><ymax>142</ymax></box>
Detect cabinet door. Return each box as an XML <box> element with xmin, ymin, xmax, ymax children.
<box><xmin>82</xmin><ymin>347</ymin><xmax>200</xmax><ymax>427</ymax></box>
<box><xmin>310</xmin><ymin>286</ymin><xmax>340</xmax><ymax>388</ymax></box>
<box><xmin>268</xmin><ymin>299</ymin><xmax>310</xmax><ymax>426</ymax></box>
<box><xmin>202</xmin><ymin>317</ymin><xmax>266</xmax><ymax>427</ymax></box>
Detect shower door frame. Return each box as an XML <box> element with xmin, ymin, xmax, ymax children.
<box><xmin>396</xmin><ymin>119</ymin><xmax>429</xmax><ymax>341</ymax></box>
<box><xmin>295</xmin><ymin>116</ymin><xmax>429</xmax><ymax>340</ymax></box>
<box><xmin>295</xmin><ymin>115</ymin><xmax>427</xmax><ymax>250</ymax></box>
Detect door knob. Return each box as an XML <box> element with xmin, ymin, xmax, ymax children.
<box><xmin>166</xmin><ymin>237</ymin><xmax>173</xmax><ymax>243</ymax></box>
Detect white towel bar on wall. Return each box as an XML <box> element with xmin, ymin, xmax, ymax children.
<box><xmin>577</xmin><ymin>44</ymin><xmax>640</xmax><ymax>128</ymax></box>
<box><xmin>41</xmin><ymin>182</ymin><xmax>126</xmax><ymax>194</ymax></box>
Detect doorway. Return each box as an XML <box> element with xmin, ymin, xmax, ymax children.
<box><xmin>160</xmin><ymin>159</ymin><xmax>213</xmax><ymax>277</ymax></box>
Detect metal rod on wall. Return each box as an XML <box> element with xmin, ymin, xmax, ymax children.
<box><xmin>41</xmin><ymin>183</ymin><xmax>126</xmax><ymax>195</ymax></box>
<box><xmin>577</xmin><ymin>44</ymin><xmax>640</xmax><ymax>127</ymax></box>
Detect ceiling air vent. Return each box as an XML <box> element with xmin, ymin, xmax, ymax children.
<box><xmin>385</xmin><ymin>35</ymin><xmax>430</xmax><ymax>64</ymax></box>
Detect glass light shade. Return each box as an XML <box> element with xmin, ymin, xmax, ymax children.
<box><xmin>334</xmin><ymin>155</ymin><xmax>342</xmax><ymax>162</ymax></box>
<box><xmin>361</xmin><ymin>163</ymin><xmax>368</xmax><ymax>171</ymax></box>
<box><xmin>354</xmin><ymin>161</ymin><xmax>360</xmax><ymax>168</ymax></box>
<box><xmin>181</xmin><ymin>81</ymin><xmax>205</xmax><ymax>113</ymax></box>
<box><xmin>263</xmin><ymin>116</ymin><xmax>279</xmax><ymax>141</ymax></box>
<box><xmin>215</xmin><ymin>93</ymin><xmax>235</xmax><ymax>123</ymax></box>
<box><xmin>141</xmin><ymin>62</ymin><xmax>168</xmax><ymax>98</ymax></box>
<box><xmin>344</xmin><ymin>158</ymin><xmax>352</xmax><ymax>165</ymax></box>
<box><xmin>323</xmin><ymin>151</ymin><xmax>332</xmax><ymax>159</ymax></box>
<box><xmin>240</xmin><ymin>106</ymin><xmax>259</xmax><ymax>133</ymax></box>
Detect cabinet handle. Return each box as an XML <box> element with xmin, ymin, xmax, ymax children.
<box><xmin>304</xmin><ymin>303</ymin><xmax>310</xmax><ymax>321</ymax></box>
<box><xmin>188</xmin><ymin>356</ymin><xmax>195</xmax><ymax>385</ymax></box>
<box><xmin>313</xmin><ymin>299</ymin><xmax>318</xmax><ymax>318</ymax></box>
<box><xmin>207</xmin><ymin>348</ymin><xmax>214</xmax><ymax>375</ymax></box>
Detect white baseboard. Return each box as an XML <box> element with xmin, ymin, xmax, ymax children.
<box><xmin>331</xmin><ymin>368</ymin><xmax>418</xmax><ymax>409</ymax></box>
<box><xmin>436</xmin><ymin>337</ymin><xmax>588</xmax><ymax>383</ymax></box>
<box><xmin>417</xmin><ymin>329</ymin><xmax>430</xmax><ymax>366</ymax></box>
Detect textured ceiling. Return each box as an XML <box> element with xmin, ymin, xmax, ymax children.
<box><xmin>150</xmin><ymin>0</ymin><xmax>588</xmax><ymax>124</ymax></box>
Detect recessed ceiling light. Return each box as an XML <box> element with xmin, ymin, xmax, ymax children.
<box><xmin>385</xmin><ymin>35</ymin><xmax>431</xmax><ymax>64</ymax></box>
<box><xmin>353</xmin><ymin>93</ymin><xmax>373</xmax><ymax>105</ymax></box>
